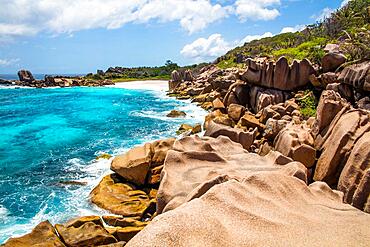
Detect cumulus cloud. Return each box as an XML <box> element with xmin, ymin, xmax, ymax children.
<box><xmin>0</xmin><ymin>0</ymin><xmax>283</xmax><ymax>40</ymax></box>
<box><xmin>0</xmin><ymin>58</ymin><xmax>20</xmax><ymax>66</ymax></box>
<box><xmin>181</xmin><ymin>34</ymin><xmax>232</xmax><ymax>60</ymax></box>
<box><xmin>280</xmin><ymin>24</ymin><xmax>305</xmax><ymax>34</ymax></box>
<box><xmin>181</xmin><ymin>24</ymin><xmax>307</xmax><ymax>61</ymax></box>
<box><xmin>239</xmin><ymin>32</ymin><xmax>273</xmax><ymax>44</ymax></box>
<box><xmin>234</xmin><ymin>0</ymin><xmax>281</xmax><ymax>21</ymax></box>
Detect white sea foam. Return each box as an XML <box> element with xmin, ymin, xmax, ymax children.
<box><xmin>107</xmin><ymin>80</ymin><xmax>169</xmax><ymax>92</ymax></box>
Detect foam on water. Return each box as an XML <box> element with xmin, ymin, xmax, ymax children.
<box><xmin>0</xmin><ymin>81</ymin><xmax>207</xmax><ymax>243</ymax></box>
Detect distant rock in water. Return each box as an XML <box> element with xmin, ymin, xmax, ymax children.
<box><xmin>18</xmin><ymin>70</ymin><xmax>35</xmax><ymax>82</ymax></box>
<box><xmin>166</xmin><ymin>110</ymin><xmax>186</xmax><ymax>118</ymax></box>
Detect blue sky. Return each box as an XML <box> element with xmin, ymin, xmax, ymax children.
<box><xmin>0</xmin><ymin>0</ymin><xmax>349</xmax><ymax>74</ymax></box>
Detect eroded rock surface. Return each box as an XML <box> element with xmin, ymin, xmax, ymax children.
<box><xmin>127</xmin><ymin>172</ymin><xmax>370</xmax><ymax>247</ymax></box>
<box><xmin>156</xmin><ymin>135</ymin><xmax>305</xmax><ymax>214</ymax></box>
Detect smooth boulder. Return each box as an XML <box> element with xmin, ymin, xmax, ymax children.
<box><xmin>90</xmin><ymin>174</ymin><xmax>150</xmax><ymax>216</ymax></box>
<box><xmin>111</xmin><ymin>143</ymin><xmax>152</xmax><ymax>185</ymax></box>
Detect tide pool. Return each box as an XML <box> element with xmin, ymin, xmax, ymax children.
<box><xmin>0</xmin><ymin>83</ymin><xmax>206</xmax><ymax>243</ymax></box>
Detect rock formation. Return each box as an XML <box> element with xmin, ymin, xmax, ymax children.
<box><xmin>338</xmin><ymin>61</ymin><xmax>370</xmax><ymax>91</ymax></box>
<box><xmin>127</xmin><ymin>171</ymin><xmax>370</xmax><ymax>247</ymax></box>
<box><xmin>156</xmin><ymin>135</ymin><xmax>304</xmax><ymax>214</ymax></box>
<box><xmin>240</xmin><ymin>57</ymin><xmax>316</xmax><ymax>91</ymax></box>
<box><xmin>17</xmin><ymin>70</ymin><xmax>35</xmax><ymax>82</ymax></box>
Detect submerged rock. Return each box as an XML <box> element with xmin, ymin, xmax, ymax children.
<box><xmin>166</xmin><ymin>110</ymin><xmax>186</xmax><ymax>118</ymax></box>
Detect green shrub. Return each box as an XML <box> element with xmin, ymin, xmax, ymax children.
<box><xmin>296</xmin><ymin>90</ymin><xmax>317</xmax><ymax>118</ymax></box>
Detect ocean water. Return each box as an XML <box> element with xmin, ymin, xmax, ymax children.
<box><xmin>0</xmin><ymin>83</ymin><xmax>206</xmax><ymax>243</ymax></box>
<box><xmin>0</xmin><ymin>74</ymin><xmax>84</xmax><ymax>81</ymax></box>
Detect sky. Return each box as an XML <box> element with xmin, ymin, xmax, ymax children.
<box><xmin>0</xmin><ymin>0</ymin><xmax>350</xmax><ymax>74</ymax></box>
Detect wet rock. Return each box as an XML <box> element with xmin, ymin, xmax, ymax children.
<box><xmin>191</xmin><ymin>123</ymin><xmax>202</xmax><ymax>134</ymax></box>
<box><xmin>166</xmin><ymin>110</ymin><xmax>186</xmax><ymax>118</ymax></box>
<box><xmin>90</xmin><ymin>174</ymin><xmax>150</xmax><ymax>217</ymax></box>
<box><xmin>55</xmin><ymin>222</ymin><xmax>117</xmax><ymax>247</ymax></box>
<box><xmin>2</xmin><ymin>221</ymin><xmax>65</xmax><ymax>247</ymax></box>
<box><xmin>205</xmin><ymin>121</ymin><xmax>257</xmax><ymax>150</ymax></box>
<box><xmin>111</xmin><ymin>143</ymin><xmax>152</xmax><ymax>185</ymax></box>
<box><xmin>322</xmin><ymin>53</ymin><xmax>346</xmax><ymax>73</ymax></box>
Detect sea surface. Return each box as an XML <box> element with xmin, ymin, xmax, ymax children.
<box><xmin>0</xmin><ymin>82</ymin><xmax>206</xmax><ymax>243</ymax></box>
<box><xmin>0</xmin><ymin>74</ymin><xmax>84</xmax><ymax>81</ymax></box>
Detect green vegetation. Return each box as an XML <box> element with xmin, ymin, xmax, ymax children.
<box><xmin>86</xmin><ymin>60</ymin><xmax>208</xmax><ymax>82</ymax></box>
<box><xmin>296</xmin><ymin>90</ymin><xmax>317</xmax><ymax>119</ymax></box>
<box><xmin>272</xmin><ymin>37</ymin><xmax>327</xmax><ymax>64</ymax></box>
<box><xmin>217</xmin><ymin>58</ymin><xmax>245</xmax><ymax>69</ymax></box>
<box><xmin>217</xmin><ymin>0</ymin><xmax>370</xmax><ymax>68</ymax></box>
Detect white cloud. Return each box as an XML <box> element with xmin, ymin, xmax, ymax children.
<box><xmin>181</xmin><ymin>24</ymin><xmax>307</xmax><ymax>61</ymax></box>
<box><xmin>314</xmin><ymin>7</ymin><xmax>334</xmax><ymax>22</ymax></box>
<box><xmin>234</xmin><ymin>0</ymin><xmax>281</xmax><ymax>21</ymax></box>
<box><xmin>0</xmin><ymin>58</ymin><xmax>20</xmax><ymax>66</ymax></box>
<box><xmin>181</xmin><ymin>34</ymin><xmax>231</xmax><ymax>60</ymax></box>
<box><xmin>280</xmin><ymin>24</ymin><xmax>305</xmax><ymax>34</ymax></box>
<box><xmin>341</xmin><ymin>0</ymin><xmax>351</xmax><ymax>8</ymax></box>
<box><xmin>239</xmin><ymin>32</ymin><xmax>273</xmax><ymax>44</ymax></box>
<box><xmin>0</xmin><ymin>0</ymin><xmax>283</xmax><ymax>40</ymax></box>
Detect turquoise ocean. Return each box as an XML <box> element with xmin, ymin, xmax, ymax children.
<box><xmin>0</xmin><ymin>82</ymin><xmax>206</xmax><ymax>243</ymax></box>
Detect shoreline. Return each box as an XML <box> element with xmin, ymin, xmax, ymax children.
<box><xmin>0</xmin><ymin>81</ymin><xmax>207</xmax><ymax>244</ymax></box>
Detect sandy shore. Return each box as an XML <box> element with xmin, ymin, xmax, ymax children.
<box><xmin>107</xmin><ymin>80</ymin><xmax>169</xmax><ymax>92</ymax></box>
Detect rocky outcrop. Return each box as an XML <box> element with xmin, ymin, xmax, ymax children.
<box><xmin>166</xmin><ymin>110</ymin><xmax>186</xmax><ymax>118</ymax></box>
<box><xmin>274</xmin><ymin>123</ymin><xmax>316</xmax><ymax>168</ymax></box>
<box><xmin>127</xmin><ymin>171</ymin><xmax>370</xmax><ymax>247</ymax></box>
<box><xmin>338</xmin><ymin>61</ymin><xmax>370</xmax><ymax>91</ymax></box>
<box><xmin>249</xmin><ymin>86</ymin><xmax>290</xmax><ymax>113</ymax></box>
<box><xmin>311</xmin><ymin>90</ymin><xmax>350</xmax><ymax>137</ymax></box>
<box><xmin>169</xmin><ymin>70</ymin><xmax>182</xmax><ymax>91</ymax></box>
<box><xmin>55</xmin><ymin>221</ymin><xmax>117</xmax><ymax>246</ymax></box>
<box><xmin>338</xmin><ymin>131</ymin><xmax>370</xmax><ymax>213</ymax></box>
<box><xmin>204</xmin><ymin>121</ymin><xmax>257</xmax><ymax>150</ymax></box>
<box><xmin>2</xmin><ymin>221</ymin><xmax>65</xmax><ymax>247</ymax></box>
<box><xmin>322</xmin><ymin>52</ymin><xmax>346</xmax><ymax>73</ymax></box>
<box><xmin>90</xmin><ymin>174</ymin><xmax>151</xmax><ymax>216</ymax></box>
<box><xmin>314</xmin><ymin>109</ymin><xmax>370</xmax><ymax>186</ymax></box>
<box><xmin>156</xmin><ymin>135</ymin><xmax>304</xmax><ymax>214</ymax></box>
<box><xmin>240</xmin><ymin>57</ymin><xmax>316</xmax><ymax>91</ymax></box>
<box><xmin>183</xmin><ymin>69</ymin><xmax>194</xmax><ymax>82</ymax></box>
<box><xmin>111</xmin><ymin>143</ymin><xmax>152</xmax><ymax>185</ymax></box>
<box><xmin>17</xmin><ymin>70</ymin><xmax>35</xmax><ymax>82</ymax></box>
<box><xmin>227</xmin><ymin>103</ymin><xmax>246</xmax><ymax>122</ymax></box>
